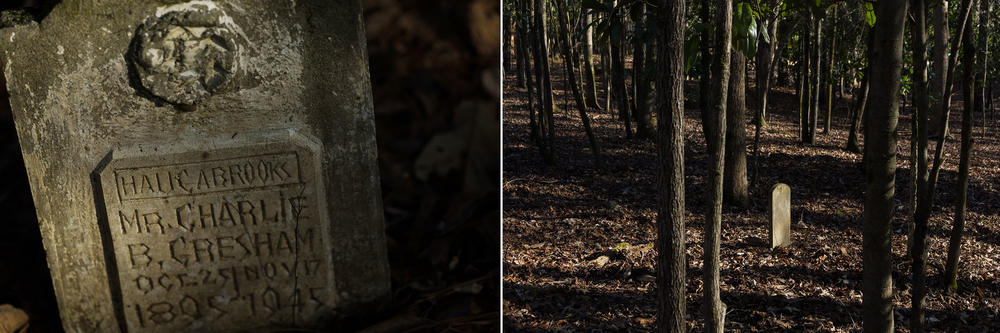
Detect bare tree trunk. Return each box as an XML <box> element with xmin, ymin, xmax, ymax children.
<box><xmin>724</xmin><ymin>51</ymin><xmax>748</xmax><ymax>208</ymax></box>
<box><xmin>584</xmin><ymin>13</ymin><xmax>600</xmax><ymax>109</ymax></box>
<box><xmin>930</xmin><ymin>0</ymin><xmax>950</xmax><ymax>139</ymax></box>
<box><xmin>911</xmin><ymin>1</ymin><xmax>974</xmax><ymax>331</ymax></box>
<box><xmin>704</xmin><ymin>0</ymin><xmax>731</xmax><ymax>331</ymax></box>
<box><xmin>602</xmin><ymin>28</ymin><xmax>613</xmax><ymax>112</ymax></box>
<box><xmin>700</xmin><ymin>0</ymin><xmax>715</xmax><ymax>148</ymax></box>
<box><xmin>801</xmin><ymin>20</ymin><xmax>811</xmax><ymax>143</ymax></box>
<box><xmin>655</xmin><ymin>0</ymin><xmax>687</xmax><ymax>330</ymax></box>
<box><xmin>611</xmin><ymin>0</ymin><xmax>632</xmax><ymax>138</ymax></box>
<box><xmin>553</xmin><ymin>0</ymin><xmax>602</xmax><ymax>168</ymax></box>
<box><xmin>504</xmin><ymin>8</ymin><xmax>514</xmax><ymax>76</ymax></box>
<box><xmin>847</xmin><ymin>65</ymin><xmax>870</xmax><ymax>153</ymax></box>
<box><xmin>944</xmin><ymin>0</ymin><xmax>979</xmax><ymax>291</ymax></box>
<box><xmin>534</xmin><ymin>0</ymin><xmax>556</xmax><ymax>164</ymax></box>
<box><xmin>809</xmin><ymin>14</ymin><xmax>823</xmax><ymax>145</ymax></box>
<box><xmin>755</xmin><ymin>14</ymin><xmax>780</xmax><ymax>127</ymax></box>
<box><xmin>523</xmin><ymin>20</ymin><xmax>540</xmax><ymax>143</ymax></box>
<box><xmin>824</xmin><ymin>6</ymin><xmax>837</xmax><ymax>134</ymax></box>
<box><xmin>974</xmin><ymin>1</ymin><xmax>990</xmax><ymax>137</ymax></box>
<box><xmin>751</xmin><ymin>16</ymin><xmax>788</xmax><ymax>188</ymax></box>
<box><xmin>634</xmin><ymin>2</ymin><xmax>654</xmax><ymax>139</ymax></box>
<box><xmin>527</xmin><ymin>0</ymin><xmax>543</xmax><ymax>144</ymax></box>
<box><xmin>864</xmin><ymin>1</ymin><xmax>907</xmax><ymax>332</ymax></box>
<box><xmin>514</xmin><ymin>0</ymin><xmax>527</xmax><ymax>89</ymax></box>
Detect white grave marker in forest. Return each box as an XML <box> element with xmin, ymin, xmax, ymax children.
<box><xmin>770</xmin><ymin>183</ymin><xmax>791</xmax><ymax>248</ymax></box>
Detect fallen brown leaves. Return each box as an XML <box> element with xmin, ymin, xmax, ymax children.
<box><xmin>503</xmin><ymin>58</ymin><xmax>1000</xmax><ymax>332</ymax></box>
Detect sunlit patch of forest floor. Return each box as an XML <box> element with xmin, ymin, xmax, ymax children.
<box><xmin>502</xmin><ymin>59</ymin><xmax>1000</xmax><ymax>332</ymax></box>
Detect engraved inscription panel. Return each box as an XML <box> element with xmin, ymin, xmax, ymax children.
<box><xmin>98</xmin><ymin>133</ymin><xmax>334</xmax><ymax>332</ymax></box>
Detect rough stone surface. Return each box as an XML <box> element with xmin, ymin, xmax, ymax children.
<box><xmin>0</xmin><ymin>1</ymin><xmax>389</xmax><ymax>332</ymax></box>
<box><xmin>131</xmin><ymin>2</ymin><xmax>239</xmax><ymax>106</ymax></box>
<box><xmin>770</xmin><ymin>183</ymin><xmax>791</xmax><ymax>248</ymax></box>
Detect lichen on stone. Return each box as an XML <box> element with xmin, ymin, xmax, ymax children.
<box><xmin>0</xmin><ymin>9</ymin><xmax>34</xmax><ymax>28</ymax></box>
<box><xmin>131</xmin><ymin>3</ymin><xmax>239</xmax><ymax>106</ymax></box>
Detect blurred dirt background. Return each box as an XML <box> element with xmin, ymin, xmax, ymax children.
<box><xmin>0</xmin><ymin>1</ymin><xmax>499</xmax><ymax>332</ymax></box>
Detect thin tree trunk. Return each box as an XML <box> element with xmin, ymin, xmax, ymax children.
<box><xmin>944</xmin><ymin>0</ymin><xmax>979</xmax><ymax>291</ymax></box>
<box><xmin>524</xmin><ymin>20</ymin><xmax>540</xmax><ymax>144</ymax></box>
<box><xmin>755</xmin><ymin>15</ymin><xmax>780</xmax><ymax>127</ymax></box>
<box><xmin>864</xmin><ymin>1</ymin><xmax>906</xmax><ymax>332</ymax></box>
<box><xmin>611</xmin><ymin>1</ymin><xmax>632</xmax><ymax>138</ymax></box>
<box><xmin>704</xmin><ymin>0</ymin><xmax>731</xmax><ymax>331</ymax></box>
<box><xmin>504</xmin><ymin>8</ymin><xmax>514</xmax><ymax>76</ymax></box>
<box><xmin>911</xmin><ymin>1</ymin><xmax>974</xmax><ymax>331</ymax></box>
<box><xmin>824</xmin><ymin>7</ymin><xmax>837</xmax><ymax>134</ymax></box>
<box><xmin>534</xmin><ymin>0</ymin><xmax>556</xmax><ymax>164</ymax></box>
<box><xmin>809</xmin><ymin>14</ymin><xmax>823</xmax><ymax>145</ymax></box>
<box><xmin>752</xmin><ymin>17</ymin><xmax>788</xmax><ymax>187</ymax></box>
<box><xmin>724</xmin><ymin>51</ymin><xmax>749</xmax><ymax>208</ymax></box>
<box><xmin>553</xmin><ymin>0</ymin><xmax>603</xmax><ymax>169</ymax></box>
<box><xmin>634</xmin><ymin>2</ymin><xmax>654</xmax><ymax>139</ymax></box>
<box><xmin>907</xmin><ymin>0</ymin><xmax>933</xmax><ymax>326</ymax></box>
<box><xmin>584</xmin><ymin>13</ymin><xmax>600</xmax><ymax>109</ymax></box>
<box><xmin>847</xmin><ymin>66</ymin><xmax>870</xmax><ymax>153</ymax></box>
<box><xmin>514</xmin><ymin>1</ymin><xmax>527</xmax><ymax>89</ymax></box>
<box><xmin>974</xmin><ymin>1</ymin><xmax>990</xmax><ymax>137</ymax></box>
<box><xmin>801</xmin><ymin>20</ymin><xmax>811</xmax><ymax>143</ymax></box>
<box><xmin>655</xmin><ymin>0</ymin><xmax>687</xmax><ymax>330</ymax></box>
<box><xmin>930</xmin><ymin>0</ymin><xmax>950</xmax><ymax>139</ymax></box>
<box><xmin>700</xmin><ymin>0</ymin><xmax>715</xmax><ymax>148</ymax></box>
<box><xmin>527</xmin><ymin>0</ymin><xmax>544</xmax><ymax>144</ymax></box>
<box><xmin>602</xmin><ymin>30</ymin><xmax>613</xmax><ymax>112</ymax></box>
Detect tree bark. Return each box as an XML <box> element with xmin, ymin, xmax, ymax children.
<box><xmin>824</xmin><ymin>7</ymin><xmax>837</xmax><ymax>134</ymax></box>
<box><xmin>864</xmin><ymin>1</ymin><xmax>906</xmax><ymax>332</ymax></box>
<box><xmin>504</xmin><ymin>7</ymin><xmax>514</xmax><ymax>76</ymax></box>
<box><xmin>847</xmin><ymin>66</ymin><xmax>869</xmax><ymax>153</ymax></box>
<box><xmin>704</xmin><ymin>0</ymin><xmax>731</xmax><ymax>331</ymax></box>
<box><xmin>602</xmin><ymin>26</ymin><xmax>613</xmax><ymax>112</ymax></box>
<box><xmin>809</xmin><ymin>14</ymin><xmax>823</xmax><ymax>145</ymax></box>
<box><xmin>907</xmin><ymin>0</ymin><xmax>933</xmax><ymax>327</ymax></box>
<box><xmin>930</xmin><ymin>0</ymin><xmax>950</xmax><ymax>139</ymax></box>
<box><xmin>944</xmin><ymin>0</ymin><xmax>979</xmax><ymax>292</ymax></box>
<box><xmin>655</xmin><ymin>0</ymin><xmax>687</xmax><ymax>330</ymax></box>
<box><xmin>910</xmin><ymin>1</ymin><xmax>974</xmax><ymax>331</ymax></box>
<box><xmin>974</xmin><ymin>1</ymin><xmax>989</xmax><ymax>137</ymax></box>
<box><xmin>752</xmin><ymin>17</ymin><xmax>789</xmax><ymax>188</ymax></box>
<box><xmin>526</xmin><ymin>0</ymin><xmax>542</xmax><ymax>143</ymax></box>
<box><xmin>755</xmin><ymin>14</ymin><xmax>779</xmax><ymax>127</ymax></box>
<box><xmin>699</xmin><ymin>1</ymin><xmax>715</xmax><ymax>148</ymax></box>
<box><xmin>611</xmin><ymin>0</ymin><xmax>632</xmax><ymax>138</ymax></box>
<box><xmin>513</xmin><ymin>0</ymin><xmax>527</xmax><ymax>89</ymax></box>
<box><xmin>724</xmin><ymin>51</ymin><xmax>749</xmax><ymax>208</ymax></box>
<box><xmin>584</xmin><ymin>13</ymin><xmax>600</xmax><ymax>109</ymax></box>
<box><xmin>801</xmin><ymin>19</ymin><xmax>811</xmax><ymax>143</ymax></box>
<box><xmin>634</xmin><ymin>2</ymin><xmax>654</xmax><ymax>139</ymax></box>
<box><xmin>532</xmin><ymin>0</ymin><xmax>556</xmax><ymax>164</ymax></box>
<box><xmin>553</xmin><ymin>0</ymin><xmax>602</xmax><ymax>169</ymax></box>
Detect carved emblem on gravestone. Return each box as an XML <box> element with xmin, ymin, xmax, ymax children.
<box><xmin>131</xmin><ymin>2</ymin><xmax>240</xmax><ymax>106</ymax></box>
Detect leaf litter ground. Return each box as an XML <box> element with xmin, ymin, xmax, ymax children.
<box><xmin>502</xmin><ymin>59</ymin><xmax>1000</xmax><ymax>332</ymax></box>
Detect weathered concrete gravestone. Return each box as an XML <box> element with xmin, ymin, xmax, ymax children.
<box><xmin>770</xmin><ymin>183</ymin><xmax>791</xmax><ymax>248</ymax></box>
<box><xmin>1</xmin><ymin>1</ymin><xmax>389</xmax><ymax>332</ymax></box>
